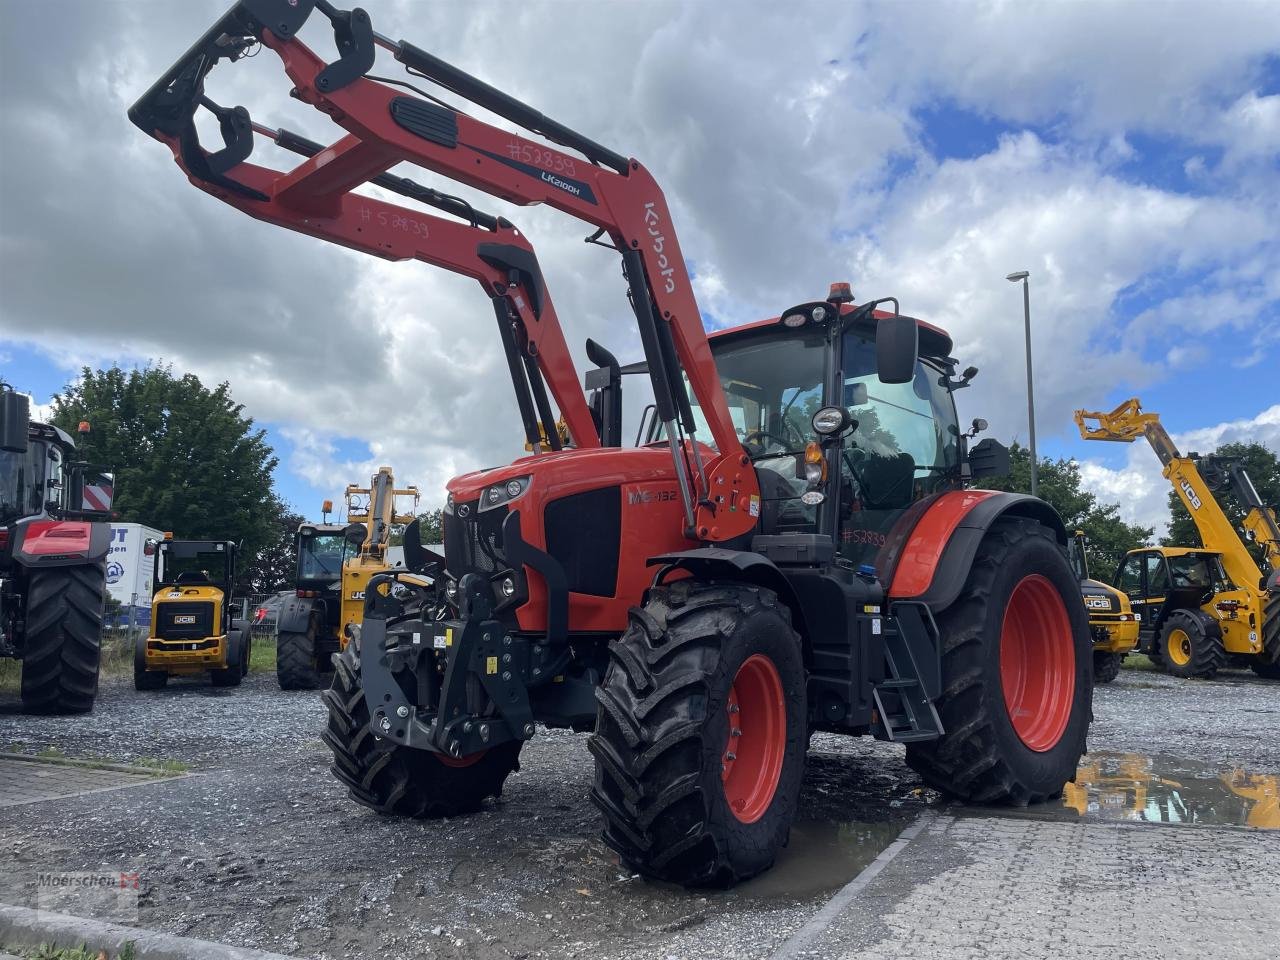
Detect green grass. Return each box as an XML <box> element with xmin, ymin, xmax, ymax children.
<box><xmin>18</xmin><ymin>941</ymin><xmax>136</xmax><ymax>960</ymax></box>
<box><xmin>248</xmin><ymin>633</ymin><xmax>277</xmax><ymax>674</ymax></box>
<box><xmin>4</xmin><ymin>744</ymin><xmax>189</xmax><ymax>776</ymax></box>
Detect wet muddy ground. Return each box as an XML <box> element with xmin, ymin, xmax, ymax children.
<box><xmin>0</xmin><ymin>662</ymin><xmax>1276</xmax><ymax>958</ymax></box>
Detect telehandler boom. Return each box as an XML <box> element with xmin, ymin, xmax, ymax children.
<box><xmin>1076</xmin><ymin>398</ymin><xmax>1279</xmax><ymax>678</ymax></box>
<box><xmin>134</xmin><ymin>0</ymin><xmax>1093</xmax><ymax>887</ymax></box>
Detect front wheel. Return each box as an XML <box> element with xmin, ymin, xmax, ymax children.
<box><xmin>277</xmin><ymin>619</ymin><xmax>320</xmax><ymax>690</ymax></box>
<box><xmin>906</xmin><ymin>518</ymin><xmax>1092</xmax><ymax>805</ymax></box>
<box><xmin>321</xmin><ymin>633</ymin><xmax>521</xmax><ymax>817</ymax></box>
<box><xmin>589</xmin><ymin>582</ymin><xmax>807</xmax><ymax>887</ymax></box>
<box><xmin>21</xmin><ymin>565</ymin><xmax>105</xmax><ymax>714</ymax></box>
<box><xmin>1158</xmin><ymin>610</ymin><xmax>1224</xmax><ymax>679</ymax></box>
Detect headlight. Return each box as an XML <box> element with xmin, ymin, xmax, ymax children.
<box><xmin>501</xmin><ymin>577</ymin><xmax>516</xmax><ymax>597</ymax></box>
<box><xmin>812</xmin><ymin>406</ymin><xmax>850</xmax><ymax>436</ymax></box>
<box><xmin>479</xmin><ymin>475</ymin><xmax>530</xmax><ymax>512</ymax></box>
<box><xmin>444</xmin><ymin>579</ymin><xmax>458</xmax><ymax>599</ymax></box>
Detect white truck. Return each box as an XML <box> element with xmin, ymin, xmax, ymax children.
<box><xmin>105</xmin><ymin>522</ymin><xmax>164</xmax><ymax>626</ymax></box>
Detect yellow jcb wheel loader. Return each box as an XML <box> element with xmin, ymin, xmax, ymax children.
<box><xmin>135</xmin><ymin>537</ymin><xmax>249</xmax><ymax>689</ymax></box>
<box><xmin>1067</xmin><ymin>531</ymin><xmax>1139</xmax><ymax>683</ymax></box>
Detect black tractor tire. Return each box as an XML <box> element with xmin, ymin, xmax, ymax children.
<box><xmin>1251</xmin><ymin>659</ymin><xmax>1280</xmax><ymax>680</ymax></box>
<box><xmin>232</xmin><ymin>620</ymin><xmax>252</xmax><ymax>677</ymax></box>
<box><xmin>906</xmin><ymin>518</ymin><xmax>1092</xmax><ymax>806</ymax></box>
<box><xmin>133</xmin><ymin>633</ymin><xmax>167</xmax><ymax>691</ymax></box>
<box><xmin>589</xmin><ymin>581</ymin><xmax>807</xmax><ymax>887</ymax></box>
<box><xmin>1092</xmin><ymin>650</ymin><xmax>1123</xmax><ymax>684</ymax></box>
<box><xmin>277</xmin><ymin>618</ymin><xmax>321</xmax><ymax>690</ymax></box>
<box><xmin>321</xmin><ymin>632</ymin><xmax>521</xmax><ymax>817</ymax></box>
<box><xmin>1158</xmin><ymin>610</ymin><xmax>1225</xmax><ymax>679</ymax></box>
<box><xmin>1258</xmin><ymin>588</ymin><xmax>1280</xmax><ymax>677</ymax></box>
<box><xmin>211</xmin><ymin>629</ymin><xmax>245</xmax><ymax>687</ymax></box>
<box><xmin>20</xmin><ymin>565</ymin><xmax>105</xmax><ymax>714</ymax></box>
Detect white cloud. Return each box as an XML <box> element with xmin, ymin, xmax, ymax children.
<box><xmin>1</xmin><ymin>1</ymin><xmax>1276</xmax><ymax>511</ymax></box>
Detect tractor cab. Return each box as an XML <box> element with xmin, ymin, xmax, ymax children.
<box><xmin>136</xmin><ymin>538</ymin><xmax>249</xmax><ymax>689</ymax></box>
<box><xmin>273</xmin><ymin>521</ymin><xmax>357</xmax><ymax>690</ymax></box>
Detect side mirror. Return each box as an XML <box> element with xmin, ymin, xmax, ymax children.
<box><xmin>343</xmin><ymin>522</ymin><xmax>368</xmax><ymax>547</ymax></box>
<box><xmin>968</xmin><ymin>438</ymin><xmax>1011</xmax><ymax>479</ymax></box>
<box><xmin>0</xmin><ymin>389</ymin><xmax>30</xmax><ymax>453</ymax></box>
<box><xmin>876</xmin><ymin>315</ymin><xmax>918</xmax><ymax>385</ymax></box>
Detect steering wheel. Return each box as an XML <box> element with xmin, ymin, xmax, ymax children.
<box><xmin>743</xmin><ymin>422</ymin><xmax>805</xmax><ymax>456</ymax></box>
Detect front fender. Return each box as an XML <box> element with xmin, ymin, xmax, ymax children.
<box><xmin>277</xmin><ymin>596</ymin><xmax>320</xmax><ymax>634</ymax></box>
<box><xmin>648</xmin><ymin>547</ymin><xmax>807</xmax><ymax>637</ymax></box>
<box><xmin>888</xmin><ymin>491</ymin><xmax>1067</xmax><ymax>612</ymax></box>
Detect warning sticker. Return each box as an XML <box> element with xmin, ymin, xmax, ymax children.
<box><xmin>749</xmin><ymin>495</ymin><xmax>761</xmax><ymax>518</ymax></box>
<box><xmin>486</xmin><ymin>656</ymin><xmax>499</xmax><ymax>675</ymax></box>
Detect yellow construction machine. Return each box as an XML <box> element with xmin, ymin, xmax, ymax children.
<box><xmin>1076</xmin><ymin>398</ymin><xmax>1279</xmax><ymax>679</ymax></box>
<box><xmin>135</xmin><ymin>537</ymin><xmax>250</xmax><ymax>689</ymax></box>
<box><xmin>1067</xmin><ymin>530</ymin><xmax>1139</xmax><ymax>683</ymax></box>
<box><xmin>276</xmin><ymin>467</ymin><xmax>419</xmax><ymax>689</ymax></box>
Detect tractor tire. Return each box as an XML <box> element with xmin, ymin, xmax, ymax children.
<box><xmin>232</xmin><ymin>620</ymin><xmax>252</xmax><ymax>677</ymax></box>
<box><xmin>1259</xmin><ymin>588</ymin><xmax>1280</xmax><ymax>676</ymax></box>
<box><xmin>133</xmin><ymin>631</ymin><xmax>167</xmax><ymax>690</ymax></box>
<box><xmin>277</xmin><ymin>619</ymin><xmax>320</xmax><ymax>690</ymax></box>
<box><xmin>589</xmin><ymin>582</ymin><xmax>807</xmax><ymax>887</ymax></box>
<box><xmin>1092</xmin><ymin>650</ymin><xmax>1123</xmax><ymax>684</ymax></box>
<box><xmin>321</xmin><ymin>632</ymin><xmax>521</xmax><ymax>817</ymax></box>
<box><xmin>906</xmin><ymin>518</ymin><xmax>1092</xmax><ymax>806</ymax></box>
<box><xmin>1158</xmin><ymin>610</ymin><xmax>1225</xmax><ymax>679</ymax></box>
<box><xmin>211</xmin><ymin>629</ymin><xmax>245</xmax><ymax>687</ymax></box>
<box><xmin>20</xmin><ymin>565</ymin><xmax>105</xmax><ymax>714</ymax></box>
<box><xmin>1251</xmin><ymin>659</ymin><xmax>1280</xmax><ymax>680</ymax></box>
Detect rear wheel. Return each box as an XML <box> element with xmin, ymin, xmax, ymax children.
<box><xmin>1158</xmin><ymin>610</ymin><xmax>1224</xmax><ymax>679</ymax></box>
<box><xmin>277</xmin><ymin>618</ymin><xmax>320</xmax><ymax>690</ymax></box>
<box><xmin>1092</xmin><ymin>650</ymin><xmax>1123</xmax><ymax>684</ymax></box>
<box><xmin>20</xmin><ymin>565</ymin><xmax>105</xmax><ymax>714</ymax></box>
<box><xmin>906</xmin><ymin>518</ymin><xmax>1091</xmax><ymax>805</ymax></box>
<box><xmin>321</xmin><ymin>633</ymin><xmax>521</xmax><ymax>816</ymax></box>
<box><xmin>1258</xmin><ymin>589</ymin><xmax>1280</xmax><ymax>678</ymax></box>
<box><xmin>589</xmin><ymin>582</ymin><xmax>807</xmax><ymax>886</ymax></box>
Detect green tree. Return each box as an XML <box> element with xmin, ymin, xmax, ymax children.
<box><xmin>981</xmin><ymin>443</ymin><xmax>1154</xmax><ymax>578</ymax></box>
<box><xmin>388</xmin><ymin>508</ymin><xmax>444</xmax><ymax>547</ymax></box>
<box><xmin>1163</xmin><ymin>441</ymin><xmax>1280</xmax><ymax>568</ymax></box>
<box><xmin>50</xmin><ymin>365</ymin><xmax>278</xmax><ymax>579</ymax></box>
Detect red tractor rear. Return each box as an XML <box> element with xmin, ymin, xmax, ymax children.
<box><xmin>131</xmin><ymin>0</ymin><xmax>1092</xmax><ymax>886</ymax></box>
<box><xmin>1</xmin><ymin>385</ymin><xmax>112</xmax><ymax>713</ymax></box>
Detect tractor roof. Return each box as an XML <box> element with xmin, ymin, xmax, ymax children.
<box><xmin>709</xmin><ymin>303</ymin><xmax>953</xmax><ymax>359</ymax></box>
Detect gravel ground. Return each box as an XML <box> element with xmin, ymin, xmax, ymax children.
<box><xmin>0</xmin><ymin>662</ymin><xmax>1276</xmax><ymax>959</ymax></box>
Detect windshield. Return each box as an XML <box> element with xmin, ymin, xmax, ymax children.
<box><xmin>1168</xmin><ymin>554</ymin><xmax>1232</xmax><ymax>591</ymax></box>
<box><xmin>298</xmin><ymin>533</ymin><xmax>346</xmax><ymax>581</ymax></box>
<box><xmin>0</xmin><ymin>440</ymin><xmax>48</xmax><ymax>522</ymax></box>
<box><xmin>157</xmin><ymin>543</ymin><xmax>231</xmax><ymax>586</ymax></box>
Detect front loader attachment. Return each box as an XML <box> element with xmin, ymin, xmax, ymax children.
<box><xmin>130</xmin><ymin>0</ymin><xmax>763</xmax><ymax>545</ymax></box>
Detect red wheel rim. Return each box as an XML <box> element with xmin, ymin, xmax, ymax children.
<box><xmin>999</xmin><ymin>574</ymin><xmax>1075</xmax><ymax>752</ymax></box>
<box><xmin>437</xmin><ymin>750</ymin><xmax>486</xmax><ymax>768</ymax></box>
<box><xmin>721</xmin><ymin>654</ymin><xmax>786</xmax><ymax>824</ymax></box>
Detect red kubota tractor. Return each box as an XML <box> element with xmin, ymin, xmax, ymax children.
<box><xmin>131</xmin><ymin>0</ymin><xmax>1092</xmax><ymax>886</ymax></box>
<box><xmin>1</xmin><ymin>384</ymin><xmax>112</xmax><ymax>713</ymax></box>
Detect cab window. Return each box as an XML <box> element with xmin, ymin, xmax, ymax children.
<box><xmin>1116</xmin><ymin>554</ymin><xmax>1144</xmax><ymax>596</ymax></box>
<box><xmin>1145</xmin><ymin>554</ymin><xmax>1169</xmax><ymax>596</ymax></box>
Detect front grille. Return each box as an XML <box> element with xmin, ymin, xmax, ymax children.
<box><xmin>154</xmin><ymin>601</ymin><xmax>214</xmax><ymax>640</ymax></box>
<box><xmin>444</xmin><ymin>503</ymin><xmax>508</xmax><ymax>577</ymax></box>
<box><xmin>545</xmin><ymin>487</ymin><xmax>620</xmax><ymax>597</ymax></box>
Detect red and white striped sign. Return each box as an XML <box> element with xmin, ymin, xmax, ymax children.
<box><xmin>82</xmin><ymin>478</ymin><xmax>114</xmax><ymax>512</ymax></box>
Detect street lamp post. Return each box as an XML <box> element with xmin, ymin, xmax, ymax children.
<box><xmin>1005</xmin><ymin>270</ymin><xmax>1037</xmax><ymax>498</ymax></box>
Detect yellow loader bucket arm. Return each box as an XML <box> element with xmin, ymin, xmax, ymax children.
<box><xmin>345</xmin><ymin>466</ymin><xmax>420</xmax><ymax>561</ymax></box>
<box><xmin>1076</xmin><ymin>398</ymin><xmax>1268</xmax><ymax>600</ymax></box>
<box><xmin>1074</xmin><ymin>398</ymin><xmax>1181</xmax><ymax>466</ymax></box>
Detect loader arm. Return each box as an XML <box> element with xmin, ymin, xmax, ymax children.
<box><xmin>129</xmin><ymin>0</ymin><xmax>758</xmax><ymax>543</ymax></box>
<box><xmin>1076</xmin><ymin>398</ymin><xmax>1267</xmax><ymax>592</ymax></box>
<box><xmin>346</xmin><ymin>466</ymin><xmax>419</xmax><ymax>560</ymax></box>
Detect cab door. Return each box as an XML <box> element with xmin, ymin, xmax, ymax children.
<box><xmin>1115</xmin><ymin>551</ymin><xmax>1167</xmax><ymax>647</ymax></box>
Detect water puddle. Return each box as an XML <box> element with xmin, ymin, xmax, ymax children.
<box><xmin>735</xmin><ymin>819</ymin><xmax>902</xmax><ymax>901</ymax></box>
<box><xmin>972</xmin><ymin>751</ymin><xmax>1279</xmax><ymax>829</ymax></box>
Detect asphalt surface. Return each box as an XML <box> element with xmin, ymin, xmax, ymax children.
<box><xmin>0</xmin><ymin>662</ymin><xmax>1277</xmax><ymax>959</ymax></box>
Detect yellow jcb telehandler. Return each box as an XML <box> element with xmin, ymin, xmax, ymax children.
<box><xmin>1076</xmin><ymin>398</ymin><xmax>1279</xmax><ymax>679</ymax></box>
<box><xmin>135</xmin><ymin>537</ymin><xmax>250</xmax><ymax>689</ymax></box>
<box><xmin>275</xmin><ymin>467</ymin><xmax>419</xmax><ymax>689</ymax></box>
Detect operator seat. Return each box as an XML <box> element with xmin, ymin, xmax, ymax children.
<box><xmin>174</xmin><ymin>571</ymin><xmax>211</xmax><ymax>585</ymax></box>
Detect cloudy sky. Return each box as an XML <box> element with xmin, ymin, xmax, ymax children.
<box><xmin>1</xmin><ymin>0</ymin><xmax>1276</xmax><ymax>536</ymax></box>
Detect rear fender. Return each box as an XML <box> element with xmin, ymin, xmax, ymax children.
<box><xmin>648</xmin><ymin>548</ymin><xmax>808</xmax><ymax>639</ymax></box>
<box><xmin>12</xmin><ymin>519</ymin><xmax>112</xmax><ymax>567</ymax></box>
<box><xmin>278</xmin><ymin>596</ymin><xmax>321</xmax><ymax>635</ymax></box>
<box><xmin>888</xmin><ymin>491</ymin><xmax>1068</xmax><ymax>612</ymax></box>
